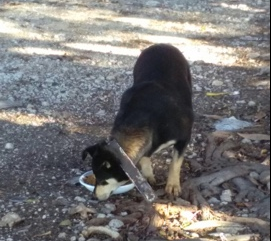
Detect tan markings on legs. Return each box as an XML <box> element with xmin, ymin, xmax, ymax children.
<box><xmin>165</xmin><ymin>150</ymin><xmax>184</xmax><ymax>196</ymax></box>
<box><xmin>139</xmin><ymin>157</ymin><xmax>156</xmax><ymax>185</ymax></box>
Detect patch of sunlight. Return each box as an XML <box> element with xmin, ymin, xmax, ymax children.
<box><xmin>64</xmin><ymin>43</ymin><xmax>141</xmax><ymax>57</ymax></box>
<box><xmin>65</xmin><ymin>36</ymin><xmax>239</xmax><ymax>66</ymax></box>
<box><xmin>9</xmin><ymin>47</ymin><xmax>70</xmax><ymax>56</ymax></box>
<box><xmin>25</xmin><ymin>4</ymin><xmax>116</xmax><ymax>22</ymax></box>
<box><xmin>114</xmin><ymin>17</ymin><xmax>152</xmax><ymax>27</ymax></box>
<box><xmin>0</xmin><ymin>113</ymin><xmax>55</xmax><ymax>127</ymax></box>
<box><xmin>115</xmin><ymin>17</ymin><xmax>218</xmax><ymax>34</ymax></box>
<box><xmin>0</xmin><ymin>19</ymin><xmax>52</xmax><ymax>41</ymax></box>
<box><xmin>221</xmin><ymin>3</ymin><xmax>266</xmax><ymax>12</ymax></box>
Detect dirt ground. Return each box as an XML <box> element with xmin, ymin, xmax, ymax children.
<box><xmin>0</xmin><ymin>0</ymin><xmax>270</xmax><ymax>240</ymax></box>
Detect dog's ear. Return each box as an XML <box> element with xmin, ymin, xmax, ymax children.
<box><xmin>82</xmin><ymin>144</ymin><xmax>99</xmax><ymax>160</ymax></box>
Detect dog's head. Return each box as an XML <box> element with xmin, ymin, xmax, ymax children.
<box><xmin>82</xmin><ymin>141</ymin><xmax>129</xmax><ymax>201</ymax></box>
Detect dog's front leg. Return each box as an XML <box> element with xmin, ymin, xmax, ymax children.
<box><xmin>139</xmin><ymin>157</ymin><xmax>156</xmax><ymax>185</ymax></box>
<box><xmin>165</xmin><ymin>149</ymin><xmax>184</xmax><ymax>196</ymax></box>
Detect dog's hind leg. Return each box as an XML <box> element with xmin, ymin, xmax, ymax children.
<box><xmin>139</xmin><ymin>157</ymin><xmax>156</xmax><ymax>185</ymax></box>
<box><xmin>165</xmin><ymin>140</ymin><xmax>188</xmax><ymax>196</ymax></box>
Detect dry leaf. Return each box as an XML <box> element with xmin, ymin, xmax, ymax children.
<box><xmin>206</xmin><ymin>92</ymin><xmax>228</xmax><ymax>97</ymax></box>
<box><xmin>254</xmin><ymin>112</ymin><xmax>267</xmax><ymax>122</ymax></box>
<box><xmin>238</xmin><ymin>133</ymin><xmax>270</xmax><ymax>141</ymax></box>
<box><xmin>203</xmin><ymin>114</ymin><xmax>224</xmax><ymax>120</ymax></box>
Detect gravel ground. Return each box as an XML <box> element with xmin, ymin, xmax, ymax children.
<box><xmin>0</xmin><ymin>0</ymin><xmax>270</xmax><ymax>240</ymax></box>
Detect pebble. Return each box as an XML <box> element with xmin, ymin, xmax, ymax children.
<box><xmin>104</xmin><ymin>204</ymin><xmax>116</xmax><ymax>213</ymax></box>
<box><xmin>220</xmin><ymin>189</ymin><xmax>233</xmax><ymax>203</ymax></box>
<box><xmin>108</xmin><ymin>219</ymin><xmax>124</xmax><ymax>230</ymax></box>
<box><xmin>208</xmin><ymin>197</ymin><xmax>220</xmax><ymax>205</ymax></box>
<box><xmin>58</xmin><ymin>233</ymin><xmax>67</xmax><ymax>239</ymax></box>
<box><xmin>74</xmin><ymin>197</ymin><xmax>86</xmax><ymax>203</ymax></box>
<box><xmin>70</xmin><ymin>237</ymin><xmax>77</xmax><ymax>241</ymax></box>
<box><xmin>166</xmin><ymin>158</ymin><xmax>172</xmax><ymax>164</ymax></box>
<box><xmin>248</xmin><ymin>101</ymin><xmax>256</xmax><ymax>107</ymax></box>
<box><xmin>250</xmin><ymin>172</ymin><xmax>260</xmax><ymax>180</ymax></box>
<box><xmin>97</xmin><ymin>213</ymin><xmax>106</xmax><ymax>218</ymax></box>
<box><xmin>258</xmin><ymin>66</ymin><xmax>270</xmax><ymax>75</ymax></box>
<box><xmin>194</xmin><ymin>84</ymin><xmax>203</xmax><ymax>91</ymax></box>
<box><xmin>237</xmin><ymin>100</ymin><xmax>246</xmax><ymax>104</ymax></box>
<box><xmin>146</xmin><ymin>1</ymin><xmax>160</xmax><ymax>7</ymax></box>
<box><xmin>0</xmin><ymin>212</ymin><xmax>22</xmax><ymax>228</ymax></box>
<box><xmin>54</xmin><ymin>197</ymin><xmax>69</xmax><ymax>206</ymax></box>
<box><xmin>4</xmin><ymin>143</ymin><xmax>14</xmax><ymax>150</ymax></box>
<box><xmin>212</xmin><ymin>80</ymin><xmax>224</xmax><ymax>87</ymax></box>
<box><xmin>259</xmin><ymin>170</ymin><xmax>270</xmax><ymax>184</ymax></box>
<box><xmin>78</xmin><ymin>237</ymin><xmax>86</xmax><ymax>241</ymax></box>
<box><xmin>242</xmin><ymin>138</ymin><xmax>252</xmax><ymax>144</ymax></box>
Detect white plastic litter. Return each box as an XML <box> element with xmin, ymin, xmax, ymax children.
<box><xmin>215</xmin><ymin>117</ymin><xmax>253</xmax><ymax>131</ymax></box>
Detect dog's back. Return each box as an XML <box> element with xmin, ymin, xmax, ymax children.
<box><xmin>133</xmin><ymin>44</ymin><xmax>192</xmax><ymax>107</ymax></box>
<box><xmin>113</xmin><ymin>44</ymin><xmax>193</xmax><ymax>158</ymax></box>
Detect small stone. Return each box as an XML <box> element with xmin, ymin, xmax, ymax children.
<box><xmin>250</xmin><ymin>172</ymin><xmax>260</xmax><ymax>180</ymax></box>
<box><xmin>108</xmin><ymin>219</ymin><xmax>124</xmax><ymax>230</ymax></box>
<box><xmin>58</xmin><ymin>233</ymin><xmax>67</xmax><ymax>239</ymax></box>
<box><xmin>54</xmin><ymin>197</ymin><xmax>69</xmax><ymax>206</ymax></box>
<box><xmin>237</xmin><ymin>100</ymin><xmax>246</xmax><ymax>104</ymax></box>
<box><xmin>259</xmin><ymin>170</ymin><xmax>270</xmax><ymax>184</ymax></box>
<box><xmin>242</xmin><ymin>138</ymin><xmax>252</xmax><ymax>144</ymax></box>
<box><xmin>258</xmin><ymin>66</ymin><xmax>270</xmax><ymax>76</ymax></box>
<box><xmin>78</xmin><ymin>237</ymin><xmax>85</xmax><ymax>241</ymax></box>
<box><xmin>212</xmin><ymin>80</ymin><xmax>224</xmax><ymax>86</ymax></box>
<box><xmin>194</xmin><ymin>84</ymin><xmax>203</xmax><ymax>91</ymax></box>
<box><xmin>70</xmin><ymin>237</ymin><xmax>77</xmax><ymax>241</ymax></box>
<box><xmin>104</xmin><ymin>203</ymin><xmax>116</xmax><ymax>212</ymax></box>
<box><xmin>97</xmin><ymin>213</ymin><xmax>106</xmax><ymax>218</ymax></box>
<box><xmin>188</xmin><ymin>153</ymin><xmax>197</xmax><ymax>159</ymax></box>
<box><xmin>0</xmin><ymin>212</ymin><xmax>22</xmax><ymax>228</ymax></box>
<box><xmin>146</xmin><ymin>1</ymin><xmax>160</xmax><ymax>7</ymax></box>
<box><xmin>166</xmin><ymin>158</ymin><xmax>172</xmax><ymax>164</ymax></box>
<box><xmin>74</xmin><ymin>196</ymin><xmax>86</xmax><ymax>203</ymax></box>
<box><xmin>5</xmin><ymin>143</ymin><xmax>14</xmax><ymax>150</ymax></box>
<box><xmin>208</xmin><ymin>197</ymin><xmax>220</xmax><ymax>205</ymax></box>
<box><xmin>96</xmin><ymin>109</ymin><xmax>106</xmax><ymax>117</ymax></box>
<box><xmin>42</xmin><ymin>101</ymin><xmax>49</xmax><ymax>107</ymax></box>
<box><xmin>59</xmin><ymin>219</ymin><xmax>72</xmax><ymax>227</ymax></box>
<box><xmin>220</xmin><ymin>189</ymin><xmax>233</xmax><ymax>203</ymax></box>
<box><xmin>248</xmin><ymin>101</ymin><xmax>256</xmax><ymax>107</ymax></box>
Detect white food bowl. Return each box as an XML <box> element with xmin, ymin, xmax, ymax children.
<box><xmin>79</xmin><ymin>171</ymin><xmax>135</xmax><ymax>195</ymax></box>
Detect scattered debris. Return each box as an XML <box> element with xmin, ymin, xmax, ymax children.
<box><xmin>68</xmin><ymin>203</ymin><xmax>97</xmax><ymax>219</ymax></box>
<box><xmin>238</xmin><ymin>133</ymin><xmax>271</xmax><ymax>141</ymax></box>
<box><xmin>82</xmin><ymin>226</ymin><xmax>121</xmax><ymax>240</ymax></box>
<box><xmin>215</xmin><ymin>117</ymin><xmax>253</xmax><ymax>131</ymax></box>
<box><xmin>0</xmin><ymin>213</ymin><xmax>23</xmax><ymax>228</ymax></box>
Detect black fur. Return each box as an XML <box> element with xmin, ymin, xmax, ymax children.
<box><xmin>82</xmin><ymin>44</ymin><xmax>194</xmax><ymax>198</ymax></box>
<box><xmin>112</xmin><ymin>44</ymin><xmax>193</xmax><ymax>156</ymax></box>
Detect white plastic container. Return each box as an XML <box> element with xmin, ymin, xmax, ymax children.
<box><xmin>79</xmin><ymin>171</ymin><xmax>135</xmax><ymax>195</ymax></box>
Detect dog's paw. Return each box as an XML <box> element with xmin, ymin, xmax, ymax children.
<box><xmin>165</xmin><ymin>182</ymin><xmax>182</xmax><ymax>197</ymax></box>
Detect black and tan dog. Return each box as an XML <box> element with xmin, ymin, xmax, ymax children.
<box><xmin>82</xmin><ymin>44</ymin><xmax>194</xmax><ymax>201</ymax></box>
